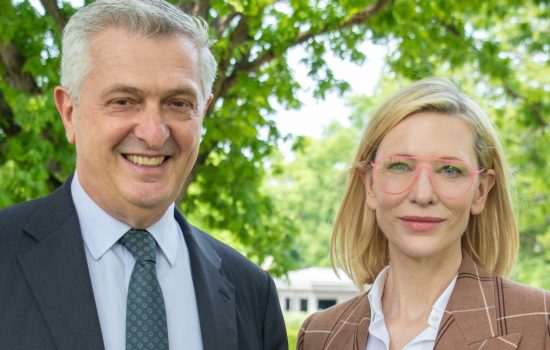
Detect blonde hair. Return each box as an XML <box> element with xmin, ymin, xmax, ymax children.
<box><xmin>331</xmin><ymin>78</ymin><xmax>519</xmax><ymax>288</ymax></box>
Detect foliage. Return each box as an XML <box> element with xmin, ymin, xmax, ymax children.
<box><xmin>284</xmin><ymin>312</ymin><xmax>308</xmax><ymax>350</ymax></box>
<box><xmin>266</xmin><ymin>122</ymin><xmax>359</xmax><ymax>267</ymax></box>
<box><xmin>1</xmin><ymin>0</ymin><xmax>548</xmax><ymax>276</ymax></box>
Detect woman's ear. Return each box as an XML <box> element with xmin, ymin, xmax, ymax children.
<box><xmin>363</xmin><ymin>171</ymin><xmax>377</xmax><ymax>210</ymax></box>
<box><xmin>470</xmin><ymin>169</ymin><xmax>496</xmax><ymax>215</ymax></box>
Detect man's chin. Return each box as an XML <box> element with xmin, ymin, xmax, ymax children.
<box><xmin>128</xmin><ymin>192</ymin><xmax>173</xmax><ymax>210</ymax></box>
<box><xmin>115</xmin><ymin>196</ymin><xmax>174</xmax><ymax>228</ymax></box>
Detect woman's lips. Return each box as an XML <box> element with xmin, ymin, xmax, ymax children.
<box><xmin>400</xmin><ymin>216</ymin><xmax>445</xmax><ymax>232</ymax></box>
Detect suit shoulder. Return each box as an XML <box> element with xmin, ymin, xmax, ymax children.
<box><xmin>0</xmin><ymin>196</ymin><xmax>53</xmax><ymax>266</ymax></box>
<box><xmin>498</xmin><ymin>276</ymin><xmax>550</xmax><ymax>309</ymax></box>
<box><xmin>494</xmin><ymin>277</ymin><xmax>550</xmax><ymax>348</ymax></box>
<box><xmin>0</xmin><ymin>181</ymin><xmax>73</xmax><ymax>231</ymax></box>
<box><xmin>0</xmin><ymin>196</ymin><xmax>45</xmax><ymax>228</ymax></box>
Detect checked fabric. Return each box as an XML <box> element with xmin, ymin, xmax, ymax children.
<box><xmin>119</xmin><ymin>229</ymin><xmax>169</xmax><ymax>350</ymax></box>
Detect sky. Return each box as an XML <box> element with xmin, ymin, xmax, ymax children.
<box><xmin>272</xmin><ymin>44</ymin><xmax>386</xmax><ymax>139</ymax></box>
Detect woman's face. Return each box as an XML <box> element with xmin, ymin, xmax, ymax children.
<box><xmin>364</xmin><ymin>111</ymin><xmax>495</xmax><ymax>261</ymax></box>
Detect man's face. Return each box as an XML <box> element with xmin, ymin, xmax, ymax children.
<box><xmin>55</xmin><ymin>28</ymin><xmax>211</xmax><ymax>228</ymax></box>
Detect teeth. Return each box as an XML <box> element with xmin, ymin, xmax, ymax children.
<box><xmin>126</xmin><ymin>155</ymin><xmax>165</xmax><ymax>166</ymax></box>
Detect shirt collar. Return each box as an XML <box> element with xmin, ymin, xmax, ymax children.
<box><xmin>367</xmin><ymin>265</ymin><xmax>391</xmax><ymax>346</ymax></box>
<box><xmin>428</xmin><ymin>272</ymin><xmax>457</xmax><ymax>329</ymax></box>
<box><xmin>146</xmin><ymin>203</ymin><xmax>179</xmax><ymax>267</ymax></box>
<box><xmin>367</xmin><ymin>265</ymin><xmax>457</xmax><ymax>329</ymax></box>
<box><xmin>71</xmin><ymin>173</ymin><xmax>179</xmax><ymax>267</ymax></box>
<box><xmin>368</xmin><ymin>265</ymin><xmax>389</xmax><ymax>322</ymax></box>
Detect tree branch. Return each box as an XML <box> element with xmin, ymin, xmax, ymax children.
<box><xmin>503</xmin><ymin>84</ymin><xmax>546</xmax><ymax>128</ymax></box>
<box><xmin>295</xmin><ymin>0</ymin><xmax>392</xmax><ymax>46</ymax></box>
<box><xmin>0</xmin><ymin>42</ymin><xmax>40</xmax><ymax>94</ymax></box>
<box><xmin>40</xmin><ymin>0</ymin><xmax>67</xmax><ymax>34</ymax></box>
<box><xmin>216</xmin><ymin>0</ymin><xmax>392</xmax><ymax>101</ymax></box>
<box><xmin>210</xmin><ymin>14</ymin><xmax>250</xmax><ymax>108</ymax></box>
<box><xmin>213</xmin><ymin>12</ymin><xmax>240</xmax><ymax>36</ymax></box>
<box><xmin>0</xmin><ymin>90</ymin><xmax>20</xmax><ymax>139</ymax></box>
<box><xmin>176</xmin><ymin>0</ymin><xmax>196</xmax><ymax>14</ymax></box>
<box><xmin>192</xmin><ymin>0</ymin><xmax>210</xmax><ymax>18</ymax></box>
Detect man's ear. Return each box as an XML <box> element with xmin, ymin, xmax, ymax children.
<box><xmin>54</xmin><ymin>86</ymin><xmax>76</xmax><ymax>144</ymax></box>
<box><xmin>470</xmin><ymin>169</ymin><xmax>496</xmax><ymax>215</ymax></box>
<box><xmin>201</xmin><ymin>94</ymin><xmax>213</xmax><ymax>118</ymax></box>
<box><xmin>363</xmin><ymin>172</ymin><xmax>377</xmax><ymax>210</ymax></box>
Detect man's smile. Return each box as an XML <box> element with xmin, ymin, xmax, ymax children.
<box><xmin>124</xmin><ymin>154</ymin><xmax>167</xmax><ymax>167</ymax></box>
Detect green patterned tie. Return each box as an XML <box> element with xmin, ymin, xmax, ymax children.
<box><xmin>119</xmin><ymin>229</ymin><xmax>169</xmax><ymax>350</ymax></box>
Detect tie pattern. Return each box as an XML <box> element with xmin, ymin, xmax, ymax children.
<box><xmin>119</xmin><ymin>229</ymin><xmax>169</xmax><ymax>350</ymax></box>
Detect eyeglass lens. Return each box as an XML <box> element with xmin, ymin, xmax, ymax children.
<box><xmin>374</xmin><ymin>157</ymin><xmax>476</xmax><ymax>198</ymax></box>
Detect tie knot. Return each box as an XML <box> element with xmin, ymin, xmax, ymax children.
<box><xmin>119</xmin><ymin>229</ymin><xmax>157</xmax><ymax>262</ymax></box>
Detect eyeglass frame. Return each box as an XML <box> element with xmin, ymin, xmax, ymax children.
<box><xmin>369</xmin><ymin>155</ymin><xmax>486</xmax><ymax>199</ymax></box>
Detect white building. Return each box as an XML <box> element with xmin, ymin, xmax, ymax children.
<box><xmin>274</xmin><ymin>267</ymin><xmax>360</xmax><ymax>314</ymax></box>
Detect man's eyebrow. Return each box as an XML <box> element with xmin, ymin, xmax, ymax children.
<box><xmin>100</xmin><ymin>85</ymin><xmax>143</xmax><ymax>99</ymax></box>
<box><xmin>163</xmin><ymin>87</ymin><xmax>199</xmax><ymax>99</ymax></box>
<box><xmin>100</xmin><ymin>85</ymin><xmax>200</xmax><ymax>100</ymax></box>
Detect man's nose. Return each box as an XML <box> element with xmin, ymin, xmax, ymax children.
<box><xmin>134</xmin><ymin>106</ymin><xmax>169</xmax><ymax>149</ymax></box>
<box><xmin>408</xmin><ymin>165</ymin><xmax>437</xmax><ymax>205</ymax></box>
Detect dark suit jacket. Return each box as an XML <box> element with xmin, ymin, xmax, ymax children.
<box><xmin>298</xmin><ymin>253</ymin><xmax>550</xmax><ymax>349</ymax></box>
<box><xmin>0</xmin><ymin>179</ymin><xmax>288</xmax><ymax>350</ymax></box>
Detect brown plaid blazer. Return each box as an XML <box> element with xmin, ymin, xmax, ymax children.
<box><xmin>298</xmin><ymin>253</ymin><xmax>550</xmax><ymax>349</ymax></box>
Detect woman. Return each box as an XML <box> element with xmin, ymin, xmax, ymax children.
<box><xmin>298</xmin><ymin>78</ymin><xmax>549</xmax><ymax>349</ymax></box>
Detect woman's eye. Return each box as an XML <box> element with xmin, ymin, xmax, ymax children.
<box><xmin>438</xmin><ymin>165</ymin><xmax>464</xmax><ymax>175</ymax></box>
<box><xmin>387</xmin><ymin>162</ymin><xmax>412</xmax><ymax>172</ymax></box>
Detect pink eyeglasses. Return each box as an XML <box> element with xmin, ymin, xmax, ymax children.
<box><xmin>370</xmin><ymin>155</ymin><xmax>485</xmax><ymax>199</ymax></box>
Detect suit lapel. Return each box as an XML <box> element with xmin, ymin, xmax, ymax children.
<box><xmin>176</xmin><ymin>212</ymin><xmax>238</xmax><ymax>350</ymax></box>
<box><xmin>16</xmin><ymin>180</ymin><xmax>239</xmax><ymax>350</ymax></box>
<box><xmin>324</xmin><ymin>292</ymin><xmax>371</xmax><ymax>350</ymax></box>
<box><xmin>435</xmin><ymin>252</ymin><xmax>521</xmax><ymax>349</ymax></box>
<box><xmin>17</xmin><ymin>182</ymin><xmax>104</xmax><ymax>350</ymax></box>
<box><xmin>352</xmin><ymin>294</ymin><xmax>371</xmax><ymax>349</ymax></box>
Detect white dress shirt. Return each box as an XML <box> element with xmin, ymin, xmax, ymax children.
<box><xmin>71</xmin><ymin>174</ymin><xmax>203</xmax><ymax>350</ymax></box>
<box><xmin>365</xmin><ymin>266</ymin><xmax>457</xmax><ymax>350</ymax></box>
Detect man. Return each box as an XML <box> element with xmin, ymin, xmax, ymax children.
<box><xmin>0</xmin><ymin>1</ymin><xmax>287</xmax><ymax>349</ymax></box>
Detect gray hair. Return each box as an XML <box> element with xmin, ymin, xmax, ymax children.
<box><xmin>61</xmin><ymin>0</ymin><xmax>217</xmax><ymax>103</ymax></box>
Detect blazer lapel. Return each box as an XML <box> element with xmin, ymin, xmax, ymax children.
<box><xmin>435</xmin><ymin>252</ymin><xmax>521</xmax><ymax>349</ymax></box>
<box><xmin>17</xmin><ymin>183</ymin><xmax>104</xmax><ymax>350</ymax></box>
<box><xmin>176</xmin><ymin>212</ymin><xmax>237</xmax><ymax>350</ymax></box>
<box><xmin>325</xmin><ymin>293</ymin><xmax>371</xmax><ymax>350</ymax></box>
<box><xmin>352</xmin><ymin>294</ymin><xmax>371</xmax><ymax>349</ymax></box>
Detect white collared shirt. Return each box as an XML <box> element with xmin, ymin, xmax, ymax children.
<box><xmin>71</xmin><ymin>174</ymin><xmax>203</xmax><ymax>350</ymax></box>
<box><xmin>365</xmin><ymin>266</ymin><xmax>457</xmax><ymax>350</ymax></box>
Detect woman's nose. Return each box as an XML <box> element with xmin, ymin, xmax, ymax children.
<box><xmin>408</xmin><ymin>165</ymin><xmax>438</xmax><ymax>205</ymax></box>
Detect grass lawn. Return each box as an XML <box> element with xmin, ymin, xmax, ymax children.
<box><xmin>285</xmin><ymin>312</ymin><xmax>309</xmax><ymax>350</ymax></box>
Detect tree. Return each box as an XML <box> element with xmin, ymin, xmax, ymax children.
<box><xmin>266</xmin><ymin>122</ymin><xmax>359</xmax><ymax>268</ymax></box>
<box><xmin>1</xmin><ymin>0</ymin><xmax>548</xmax><ymax>275</ymax></box>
